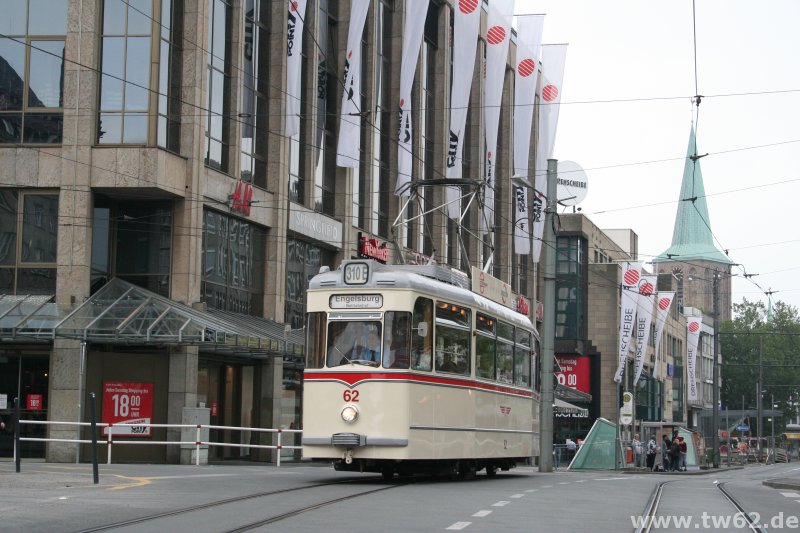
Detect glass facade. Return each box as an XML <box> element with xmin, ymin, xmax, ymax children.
<box><xmin>0</xmin><ymin>0</ymin><xmax>66</xmax><ymax>144</ymax></box>
<box><xmin>285</xmin><ymin>238</ymin><xmax>333</xmax><ymax>329</ymax></box>
<box><xmin>240</xmin><ymin>0</ymin><xmax>268</xmax><ymax>188</ymax></box>
<box><xmin>205</xmin><ymin>0</ymin><xmax>232</xmax><ymax>171</ymax></box>
<box><xmin>201</xmin><ymin>209</ymin><xmax>266</xmax><ymax>316</ymax></box>
<box><xmin>0</xmin><ymin>190</ymin><xmax>58</xmax><ymax>294</ymax></box>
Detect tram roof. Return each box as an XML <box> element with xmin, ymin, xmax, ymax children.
<box><xmin>309</xmin><ymin>260</ymin><xmax>537</xmax><ymax>334</ymax></box>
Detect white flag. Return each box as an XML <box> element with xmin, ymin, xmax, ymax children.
<box><xmin>633</xmin><ymin>275</ymin><xmax>657</xmax><ymax>385</ymax></box>
<box><xmin>444</xmin><ymin>0</ymin><xmax>481</xmax><ymax>219</ymax></box>
<box><xmin>481</xmin><ymin>0</ymin><xmax>514</xmax><ymax>233</ymax></box>
<box><xmin>652</xmin><ymin>292</ymin><xmax>675</xmax><ymax>380</ymax></box>
<box><xmin>285</xmin><ymin>0</ymin><xmax>307</xmax><ymax>137</ymax></box>
<box><xmin>512</xmin><ymin>15</ymin><xmax>544</xmax><ymax>254</ymax></box>
<box><xmin>531</xmin><ymin>44</ymin><xmax>567</xmax><ymax>263</ymax></box>
<box><xmin>686</xmin><ymin>317</ymin><xmax>702</xmax><ymax>402</ymax></box>
<box><xmin>395</xmin><ymin>0</ymin><xmax>430</xmax><ymax>197</ymax></box>
<box><xmin>336</xmin><ymin>0</ymin><xmax>370</xmax><ymax>167</ymax></box>
<box><xmin>614</xmin><ymin>261</ymin><xmax>643</xmax><ymax>383</ymax></box>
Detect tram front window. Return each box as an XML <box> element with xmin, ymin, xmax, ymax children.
<box><xmin>326</xmin><ymin>321</ymin><xmax>383</xmax><ymax>367</ymax></box>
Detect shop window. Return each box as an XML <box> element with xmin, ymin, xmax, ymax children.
<box><xmin>201</xmin><ymin>209</ymin><xmax>265</xmax><ymax>316</ymax></box>
<box><xmin>0</xmin><ymin>190</ymin><xmax>57</xmax><ymax>294</ymax></box>
<box><xmin>0</xmin><ymin>0</ymin><xmax>66</xmax><ymax>144</ymax></box>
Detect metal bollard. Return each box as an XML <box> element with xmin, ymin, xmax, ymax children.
<box><xmin>89</xmin><ymin>393</ymin><xmax>99</xmax><ymax>484</ymax></box>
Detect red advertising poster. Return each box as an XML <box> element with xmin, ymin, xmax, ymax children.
<box><xmin>554</xmin><ymin>355</ymin><xmax>590</xmax><ymax>394</ymax></box>
<box><xmin>27</xmin><ymin>394</ymin><xmax>43</xmax><ymax>411</ymax></box>
<box><xmin>102</xmin><ymin>382</ymin><xmax>154</xmax><ymax>436</ymax></box>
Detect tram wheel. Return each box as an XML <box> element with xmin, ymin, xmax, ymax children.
<box><xmin>381</xmin><ymin>469</ymin><xmax>395</xmax><ymax>481</ymax></box>
<box><xmin>485</xmin><ymin>465</ymin><xmax>497</xmax><ymax>477</ymax></box>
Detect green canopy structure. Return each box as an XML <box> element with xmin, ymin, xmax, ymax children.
<box><xmin>568</xmin><ymin>418</ymin><xmax>625</xmax><ymax>470</ymax></box>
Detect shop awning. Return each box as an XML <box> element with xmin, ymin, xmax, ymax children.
<box><xmin>0</xmin><ymin>279</ymin><xmax>304</xmax><ymax>357</ymax></box>
<box><xmin>554</xmin><ymin>398</ymin><xmax>589</xmax><ymax>417</ymax></box>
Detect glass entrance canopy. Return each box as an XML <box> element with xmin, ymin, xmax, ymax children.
<box><xmin>0</xmin><ymin>279</ymin><xmax>300</xmax><ymax>357</ymax></box>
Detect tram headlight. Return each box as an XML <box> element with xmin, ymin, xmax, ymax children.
<box><xmin>341</xmin><ymin>404</ymin><xmax>359</xmax><ymax>423</ymax></box>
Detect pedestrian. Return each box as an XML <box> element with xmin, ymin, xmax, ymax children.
<box><xmin>678</xmin><ymin>436</ymin><xmax>688</xmax><ymax>471</ymax></box>
<box><xmin>632</xmin><ymin>433</ymin><xmax>643</xmax><ymax>468</ymax></box>
<box><xmin>661</xmin><ymin>434</ymin><xmax>671</xmax><ymax>472</ymax></box>
<box><xmin>566</xmin><ymin>436</ymin><xmax>577</xmax><ymax>461</ymax></box>
<box><xmin>646</xmin><ymin>435</ymin><xmax>658</xmax><ymax>471</ymax></box>
<box><xmin>669</xmin><ymin>437</ymin><xmax>680</xmax><ymax>471</ymax></box>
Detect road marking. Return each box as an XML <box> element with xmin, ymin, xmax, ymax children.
<box><xmin>558</xmin><ymin>482</ymin><xmax>570</xmax><ymax>485</ymax></box>
<box><xmin>492</xmin><ymin>501</ymin><xmax>510</xmax><ymax>507</ymax></box>
<box><xmin>525</xmin><ymin>489</ymin><xmax>538</xmax><ymax>493</ymax></box>
<box><xmin>446</xmin><ymin>522</ymin><xmax>472</xmax><ymax>530</ymax></box>
<box><xmin>58</xmin><ymin>497</ymin><xmax>68</xmax><ymax>500</ymax></box>
<box><xmin>540</xmin><ymin>484</ymin><xmax>553</xmax><ymax>488</ymax></box>
<box><xmin>511</xmin><ymin>494</ymin><xmax>525</xmax><ymax>499</ymax></box>
<box><xmin>575</xmin><ymin>479</ymin><xmax>587</xmax><ymax>483</ymax></box>
<box><xmin>593</xmin><ymin>477</ymin><xmax>626</xmax><ymax>481</ymax></box>
<box><xmin>780</xmin><ymin>491</ymin><xmax>800</xmax><ymax>498</ymax></box>
<box><xmin>472</xmin><ymin>510</ymin><xmax>492</xmax><ymax>518</ymax></box>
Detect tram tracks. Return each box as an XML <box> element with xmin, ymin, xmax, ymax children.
<box><xmin>634</xmin><ymin>479</ymin><xmax>767</xmax><ymax>533</ymax></box>
<box><xmin>72</xmin><ymin>478</ymin><xmax>402</xmax><ymax>533</ymax></box>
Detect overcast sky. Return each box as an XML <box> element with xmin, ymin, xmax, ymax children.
<box><xmin>518</xmin><ymin>0</ymin><xmax>800</xmax><ymax>314</ymax></box>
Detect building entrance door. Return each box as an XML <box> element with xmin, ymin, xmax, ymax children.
<box><xmin>0</xmin><ymin>351</ymin><xmax>49</xmax><ymax>459</ymax></box>
<box><xmin>198</xmin><ymin>360</ymin><xmax>255</xmax><ymax>461</ymax></box>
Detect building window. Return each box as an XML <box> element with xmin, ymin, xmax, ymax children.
<box><xmin>98</xmin><ymin>0</ymin><xmax>153</xmax><ymax>144</ymax></box>
<box><xmin>157</xmin><ymin>0</ymin><xmax>183</xmax><ymax>152</ymax></box>
<box><xmin>0</xmin><ymin>190</ymin><xmax>58</xmax><ymax>293</ymax></box>
<box><xmin>0</xmin><ymin>0</ymin><xmax>66</xmax><ymax>144</ymax></box>
<box><xmin>92</xmin><ymin>196</ymin><xmax>173</xmax><ymax>296</ymax></box>
<box><xmin>285</xmin><ymin>238</ymin><xmax>334</xmax><ymax>329</ymax></box>
<box><xmin>205</xmin><ymin>0</ymin><xmax>232</xmax><ymax>171</ymax></box>
<box><xmin>240</xmin><ymin>0</ymin><xmax>268</xmax><ymax>188</ymax></box>
<box><xmin>555</xmin><ymin>236</ymin><xmax>587</xmax><ymax>340</ymax></box>
<box><xmin>201</xmin><ymin>209</ymin><xmax>265</xmax><ymax>316</ymax></box>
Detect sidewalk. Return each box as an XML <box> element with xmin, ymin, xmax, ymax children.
<box><xmin>762</xmin><ymin>477</ymin><xmax>800</xmax><ymax>491</ymax></box>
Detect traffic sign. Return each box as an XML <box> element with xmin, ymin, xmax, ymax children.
<box><xmin>736</xmin><ymin>425</ymin><xmax>750</xmax><ymax>432</ymax></box>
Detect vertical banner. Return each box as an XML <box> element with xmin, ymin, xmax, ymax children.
<box><xmin>686</xmin><ymin>317</ymin><xmax>702</xmax><ymax>402</ymax></box>
<box><xmin>531</xmin><ymin>44</ymin><xmax>567</xmax><ymax>263</ymax></box>
<box><xmin>652</xmin><ymin>292</ymin><xmax>675</xmax><ymax>379</ymax></box>
<box><xmin>444</xmin><ymin>0</ymin><xmax>481</xmax><ymax>219</ymax></box>
<box><xmin>481</xmin><ymin>0</ymin><xmax>514</xmax><ymax>233</ymax></box>
<box><xmin>395</xmin><ymin>0</ymin><xmax>430</xmax><ymax>197</ymax></box>
<box><xmin>633</xmin><ymin>275</ymin><xmax>657</xmax><ymax>385</ymax></box>
<box><xmin>512</xmin><ymin>15</ymin><xmax>544</xmax><ymax>254</ymax></box>
<box><xmin>285</xmin><ymin>0</ymin><xmax>308</xmax><ymax>137</ymax></box>
<box><xmin>614</xmin><ymin>261</ymin><xmax>643</xmax><ymax>383</ymax></box>
<box><xmin>336</xmin><ymin>0</ymin><xmax>371</xmax><ymax>167</ymax></box>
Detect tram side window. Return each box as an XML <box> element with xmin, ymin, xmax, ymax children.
<box><xmin>306</xmin><ymin>312</ymin><xmax>327</xmax><ymax>369</ymax></box>
<box><xmin>496</xmin><ymin>322</ymin><xmax>514</xmax><ymax>384</ymax></box>
<box><xmin>411</xmin><ymin>297</ymin><xmax>433</xmax><ymax>371</ymax></box>
<box><xmin>384</xmin><ymin>311</ymin><xmax>411</xmax><ymax>369</ymax></box>
<box><xmin>476</xmin><ymin>313</ymin><xmax>496</xmax><ymax>380</ymax></box>
<box><xmin>532</xmin><ymin>339</ymin><xmax>541</xmax><ymax>392</ymax></box>
<box><xmin>435</xmin><ymin>302</ymin><xmax>471</xmax><ymax>376</ymax></box>
<box><xmin>514</xmin><ymin>330</ymin><xmax>532</xmax><ymax>387</ymax></box>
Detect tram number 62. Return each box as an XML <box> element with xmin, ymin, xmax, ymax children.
<box><xmin>343</xmin><ymin>390</ymin><xmax>360</xmax><ymax>402</ymax></box>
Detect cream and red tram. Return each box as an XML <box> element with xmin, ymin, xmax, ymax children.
<box><xmin>302</xmin><ymin>260</ymin><xmax>540</xmax><ymax>478</ymax></box>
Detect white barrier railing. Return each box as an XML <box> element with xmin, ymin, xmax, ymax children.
<box><xmin>17</xmin><ymin>420</ymin><xmax>302</xmax><ymax>467</ymax></box>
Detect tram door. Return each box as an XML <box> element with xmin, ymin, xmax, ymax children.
<box><xmin>198</xmin><ymin>361</ymin><xmax>255</xmax><ymax>461</ymax></box>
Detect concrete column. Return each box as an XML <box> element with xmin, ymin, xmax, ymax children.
<box><xmin>167</xmin><ymin>346</ymin><xmax>198</xmax><ymax>463</ymax></box>
<box><xmin>254</xmin><ymin>357</ymin><xmax>283</xmax><ymax>462</ymax></box>
<box><xmin>47</xmin><ymin>338</ymin><xmax>84</xmax><ymax>462</ymax></box>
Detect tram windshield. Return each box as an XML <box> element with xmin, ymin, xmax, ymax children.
<box><xmin>326</xmin><ymin>321</ymin><xmax>383</xmax><ymax>367</ymax></box>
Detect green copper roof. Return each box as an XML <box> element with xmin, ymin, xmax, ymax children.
<box><xmin>654</xmin><ymin>127</ymin><xmax>733</xmax><ymax>264</ymax></box>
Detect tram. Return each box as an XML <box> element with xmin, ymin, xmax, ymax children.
<box><xmin>301</xmin><ymin>260</ymin><xmax>540</xmax><ymax>478</ymax></box>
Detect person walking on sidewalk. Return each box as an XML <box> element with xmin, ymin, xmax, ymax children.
<box><xmin>646</xmin><ymin>435</ymin><xmax>658</xmax><ymax>471</ymax></box>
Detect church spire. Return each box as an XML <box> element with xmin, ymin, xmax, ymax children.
<box><xmin>654</xmin><ymin>127</ymin><xmax>733</xmax><ymax>264</ymax></box>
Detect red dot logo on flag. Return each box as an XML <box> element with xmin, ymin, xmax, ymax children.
<box><xmin>487</xmin><ymin>26</ymin><xmax>506</xmax><ymax>44</ymax></box>
<box><xmin>518</xmin><ymin>58</ymin><xmax>535</xmax><ymax>77</ymax></box>
<box><xmin>542</xmin><ymin>84</ymin><xmax>559</xmax><ymax>101</ymax></box>
<box><xmin>399</xmin><ymin>98</ymin><xmax>405</xmax><ymax>107</ymax></box>
<box><xmin>689</xmin><ymin>322</ymin><xmax>700</xmax><ymax>332</ymax></box>
<box><xmin>658</xmin><ymin>297</ymin><xmax>671</xmax><ymax>310</ymax></box>
<box><xmin>347</xmin><ymin>50</ymin><xmax>352</xmax><ymax>59</ymax></box>
<box><xmin>459</xmin><ymin>0</ymin><xmax>478</xmax><ymax>14</ymax></box>
<box><xmin>487</xmin><ymin>151</ymin><xmax>492</xmax><ymax>159</ymax></box>
<box><xmin>623</xmin><ymin>269</ymin><xmax>640</xmax><ymax>286</ymax></box>
<box><xmin>290</xmin><ymin>1</ymin><xmax>298</xmax><ymax>11</ymax></box>
<box><xmin>639</xmin><ymin>281</ymin><xmax>654</xmax><ymax>296</ymax></box>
